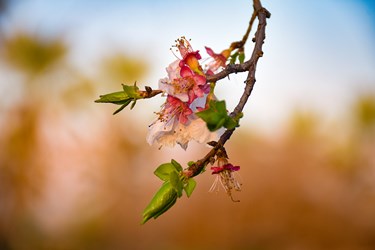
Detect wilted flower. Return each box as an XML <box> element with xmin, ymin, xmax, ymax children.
<box><xmin>209</xmin><ymin>160</ymin><xmax>241</xmax><ymax>202</ymax></box>
<box><xmin>205</xmin><ymin>46</ymin><xmax>231</xmax><ymax>73</ymax></box>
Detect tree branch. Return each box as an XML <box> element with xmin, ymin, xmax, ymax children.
<box><xmin>185</xmin><ymin>0</ymin><xmax>270</xmax><ymax>178</ymax></box>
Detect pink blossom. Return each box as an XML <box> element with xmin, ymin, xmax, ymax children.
<box><xmin>147</xmin><ymin>37</ymin><xmax>221</xmax><ymax>150</ymax></box>
<box><xmin>176</xmin><ymin>37</ymin><xmax>202</xmax><ymax>73</ymax></box>
<box><xmin>155</xmin><ymin>95</ymin><xmax>192</xmax><ymax>125</ymax></box>
<box><xmin>160</xmin><ymin>64</ymin><xmax>207</xmax><ymax>103</ymax></box>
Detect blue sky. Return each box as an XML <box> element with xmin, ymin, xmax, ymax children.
<box><xmin>1</xmin><ymin>0</ymin><xmax>375</xmax><ymax>131</ymax></box>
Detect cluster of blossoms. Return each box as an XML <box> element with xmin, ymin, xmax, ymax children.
<box><xmin>147</xmin><ymin>37</ymin><xmax>229</xmax><ymax>150</ymax></box>
<box><xmin>146</xmin><ymin>37</ymin><xmax>241</xmax><ymax>201</ymax></box>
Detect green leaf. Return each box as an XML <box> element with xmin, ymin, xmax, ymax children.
<box><xmin>229</xmin><ymin>52</ymin><xmax>239</xmax><ymax>64</ymax></box>
<box><xmin>122</xmin><ymin>83</ymin><xmax>140</xmax><ymax>97</ymax></box>
<box><xmin>113</xmin><ymin>99</ymin><xmax>132</xmax><ymax>115</ymax></box>
<box><xmin>223</xmin><ymin>116</ymin><xmax>238</xmax><ymax>130</ymax></box>
<box><xmin>141</xmin><ymin>182</ymin><xmax>177</xmax><ymax>224</ymax></box>
<box><xmin>94</xmin><ymin>91</ymin><xmax>131</xmax><ymax>104</ymax></box>
<box><xmin>170</xmin><ymin>171</ymin><xmax>183</xmax><ymax>198</ymax></box>
<box><xmin>154</xmin><ymin>163</ymin><xmax>177</xmax><ymax>181</ymax></box>
<box><xmin>238</xmin><ymin>52</ymin><xmax>245</xmax><ymax>64</ymax></box>
<box><xmin>196</xmin><ymin>100</ymin><xmax>239</xmax><ymax>131</ymax></box>
<box><xmin>184</xmin><ymin>178</ymin><xmax>197</xmax><ymax>198</ymax></box>
<box><xmin>171</xmin><ymin>159</ymin><xmax>183</xmax><ymax>172</ymax></box>
<box><xmin>130</xmin><ymin>99</ymin><xmax>137</xmax><ymax>110</ymax></box>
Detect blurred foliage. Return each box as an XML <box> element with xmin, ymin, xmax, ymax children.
<box><xmin>62</xmin><ymin>78</ymin><xmax>96</xmax><ymax>107</ymax></box>
<box><xmin>353</xmin><ymin>94</ymin><xmax>375</xmax><ymax>132</ymax></box>
<box><xmin>101</xmin><ymin>53</ymin><xmax>149</xmax><ymax>85</ymax></box>
<box><xmin>2</xmin><ymin>33</ymin><xmax>66</xmax><ymax>76</ymax></box>
<box><xmin>288</xmin><ymin>110</ymin><xmax>319</xmax><ymax>140</ymax></box>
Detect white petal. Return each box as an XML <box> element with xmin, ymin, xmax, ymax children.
<box><xmin>158</xmin><ymin>78</ymin><xmax>171</xmax><ymax>92</ymax></box>
<box><xmin>146</xmin><ymin>115</ymin><xmax>221</xmax><ymax>150</ymax></box>
<box><xmin>173</xmin><ymin>93</ymin><xmax>189</xmax><ymax>102</ymax></box>
<box><xmin>166</xmin><ymin>60</ymin><xmax>181</xmax><ymax>80</ymax></box>
<box><xmin>146</xmin><ymin>117</ymin><xmax>176</xmax><ymax>146</ymax></box>
<box><xmin>185</xmin><ymin>118</ymin><xmax>219</xmax><ymax>144</ymax></box>
<box><xmin>158</xmin><ymin>78</ymin><xmax>189</xmax><ymax>102</ymax></box>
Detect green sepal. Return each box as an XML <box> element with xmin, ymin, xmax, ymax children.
<box><xmin>170</xmin><ymin>171</ymin><xmax>183</xmax><ymax>198</ymax></box>
<box><xmin>196</xmin><ymin>100</ymin><xmax>239</xmax><ymax>131</ymax></box>
<box><xmin>184</xmin><ymin>178</ymin><xmax>196</xmax><ymax>198</ymax></box>
<box><xmin>141</xmin><ymin>181</ymin><xmax>178</xmax><ymax>224</ymax></box>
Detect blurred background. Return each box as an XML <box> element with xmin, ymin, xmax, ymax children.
<box><xmin>0</xmin><ymin>0</ymin><xmax>375</xmax><ymax>249</ymax></box>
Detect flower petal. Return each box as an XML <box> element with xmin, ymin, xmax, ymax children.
<box><xmin>166</xmin><ymin>60</ymin><xmax>181</xmax><ymax>80</ymax></box>
<box><xmin>180</xmin><ymin>65</ymin><xmax>193</xmax><ymax>78</ymax></box>
<box><xmin>205</xmin><ymin>46</ymin><xmax>215</xmax><ymax>57</ymax></box>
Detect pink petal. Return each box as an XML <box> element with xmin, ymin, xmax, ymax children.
<box><xmin>194</xmin><ymin>51</ymin><xmax>202</xmax><ymax>60</ymax></box>
<box><xmin>194</xmin><ymin>74</ymin><xmax>206</xmax><ymax>86</ymax></box>
<box><xmin>188</xmin><ymin>90</ymin><xmax>196</xmax><ymax>103</ymax></box>
<box><xmin>200</xmin><ymin>83</ymin><xmax>210</xmax><ymax>94</ymax></box>
<box><xmin>180</xmin><ymin>65</ymin><xmax>193</xmax><ymax>77</ymax></box>
<box><xmin>211</xmin><ymin>166</ymin><xmax>224</xmax><ymax>174</ymax></box>
<box><xmin>223</xmin><ymin>164</ymin><xmax>240</xmax><ymax>172</ymax></box>
<box><xmin>205</xmin><ymin>46</ymin><xmax>215</xmax><ymax>57</ymax></box>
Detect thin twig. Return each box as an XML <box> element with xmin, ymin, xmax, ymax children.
<box><xmin>230</xmin><ymin>8</ymin><xmax>258</xmax><ymax>50</ymax></box>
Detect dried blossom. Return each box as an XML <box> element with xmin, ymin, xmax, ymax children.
<box><xmin>205</xmin><ymin>46</ymin><xmax>231</xmax><ymax>73</ymax></box>
<box><xmin>209</xmin><ymin>161</ymin><xmax>241</xmax><ymax>202</ymax></box>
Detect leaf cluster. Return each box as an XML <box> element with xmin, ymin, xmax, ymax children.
<box><xmin>196</xmin><ymin>100</ymin><xmax>241</xmax><ymax>131</ymax></box>
<box><xmin>95</xmin><ymin>84</ymin><xmax>142</xmax><ymax>114</ymax></box>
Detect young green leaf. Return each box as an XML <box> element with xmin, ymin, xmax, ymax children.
<box><xmin>94</xmin><ymin>91</ymin><xmax>131</xmax><ymax>104</ymax></box>
<box><xmin>229</xmin><ymin>52</ymin><xmax>239</xmax><ymax>64</ymax></box>
<box><xmin>223</xmin><ymin>116</ymin><xmax>238</xmax><ymax>130</ymax></box>
<box><xmin>113</xmin><ymin>99</ymin><xmax>132</xmax><ymax>115</ymax></box>
<box><xmin>154</xmin><ymin>163</ymin><xmax>177</xmax><ymax>181</ymax></box>
<box><xmin>170</xmin><ymin>171</ymin><xmax>183</xmax><ymax>198</ymax></box>
<box><xmin>238</xmin><ymin>52</ymin><xmax>245</xmax><ymax>64</ymax></box>
<box><xmin>122</xmin><ymin>83</ymin><xmax>141</xmax><ymax>98</ymax></box>
<box><xmin>184</xmin><ymin>178</ymin><xmax>197</xmax><ymax>198</ymax></box>
<box><xmin>171</xmin><ymin>159</ymin><xmax>183</xmax><ymax>172</ymax></box>
<box><xmin>141</xmin><ymin>182</ymin><xmax>178</xmax><ymax>224</ymax></box>
<box><xmin>196</xmin><ymin>100</ymin><xmax>239</xmax><ymax>131</ymax></box>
